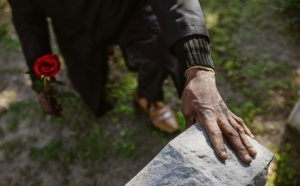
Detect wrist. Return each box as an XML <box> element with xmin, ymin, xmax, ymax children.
<box><xmin>186</xmin><ymin>68</ymin><xmax>215</xmax><ymax>82</ymax></box>
<box><xmin>185</xmin><ymin>65</ymin><xmax>215</xmax><ymax>77</ymax></box>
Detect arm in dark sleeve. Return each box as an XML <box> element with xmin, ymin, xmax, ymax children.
<box><xmin>171</xmin><ymin>35</ymin><xmax>214</xmax><ymax>71</ymax></box>
<box><xmin>8</xmin><ymin>0</ymin><xmax>51</xmax><ymax>73</ymax></box>
<box><xmin>148</xmin><ymin>0</ymin><xmax>214</xmax><ymax>70</ymax></box>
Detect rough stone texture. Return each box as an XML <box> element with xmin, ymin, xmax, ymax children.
<box><xmin>126</xmin><ymin>123</ymin><xmax>274</xmax><ymax>186</ymax></box>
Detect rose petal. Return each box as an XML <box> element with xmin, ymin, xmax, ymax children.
<box><xmin>33</xmin><ymin>54</ymin><xmax>61</xmax><ymax>78</ymax></box>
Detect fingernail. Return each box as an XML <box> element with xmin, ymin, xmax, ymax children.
<box><xmin>245</xmin><ymin>154</ymin><xmax>252</xmax><ymax>163</ymax></box>
<box><xmin>221</xmin><ymin>152</ymin><xmax>228</xmax><ymax>159</ymax></box>
<box><xmin>251</xmin><ymin>147</ymin><xmax>257</xmax><ymax>155</ymax></box>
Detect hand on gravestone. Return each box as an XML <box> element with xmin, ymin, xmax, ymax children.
<box><xmin>181</xmin><ymin>69</ymin><xmax>257</xmax><ymax>163</ymax></box>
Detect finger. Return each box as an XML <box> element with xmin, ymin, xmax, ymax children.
<box><xmin>37</xmin><ymin>97</ymin><xmax>53</xmax><ymax>113</ymax></box>
<box><xmin>185</xmin><ymin>116</ymin><xmax>195</xmax><ymax>128</ymax></box>
<box><xmin>181</xmin><ymin>105</ymin><xmax>195</xmax><ymax>129</ymax></box>
<box><xmin>198</xmin><ymin>117</ymin><xmax>228</xmax><ymax>160</ymax></box>
<box><xmin>231</xmin><ymin>112</ymin><xmax>255</xmax><ymax>139</ymax></box>
<box><xmin>220</xmin><ymin>119</ymin><xmax>253</xmax><ymax>163</ymax></box>
<box><xmin>228</xmin><ymin>117</ymin><xmax>257</xmax><ymax>156</ymax></box>
<box><xmin>237</xmin><ymin>126</ymin><xmax>257</xmax><ymax>156</ymax></box>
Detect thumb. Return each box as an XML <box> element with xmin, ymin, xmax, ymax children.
<box><xmin>185</xmin><ymin>117</ymin><xmax>196</xmax><ymax>128</ymax></box>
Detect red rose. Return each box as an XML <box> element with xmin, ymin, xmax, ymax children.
<box><xmin>33</xmin><ymin>54</ymin><xmax>61</xmax><ymax>78</ymax></box>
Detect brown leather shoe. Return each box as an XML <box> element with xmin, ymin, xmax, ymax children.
<box><xmin>133</xmin><ymin>90</ymin><xmax>179</xmax><ymax>133</ymax></box>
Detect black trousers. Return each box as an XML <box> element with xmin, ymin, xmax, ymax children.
<box><xmin>86</xmin><ymin>3</ymin><xmax>185</xmax><ymax>116</ymax></box>
<box><xmin>117</xmin><ymin>3</ymin><xmax>185</xmax><ymax>103</ymax></box>
<box><xmin>63</xmin><ymin>3</ymin><xmax>185</xmax><ymax>117</ymax></box>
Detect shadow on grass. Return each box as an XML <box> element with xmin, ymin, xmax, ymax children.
<box><xmin>274</xmin><ymin>125</ymin><xmax>300</xmax><ymax>186</ymax></box>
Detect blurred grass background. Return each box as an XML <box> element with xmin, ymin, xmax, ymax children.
<box><xmin>0</xmin><ymin>0</ymin><xmax>300</xmax><ymax>185</ymax></box>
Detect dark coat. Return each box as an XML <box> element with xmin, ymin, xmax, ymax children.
<box><xmin>8</xmin><ymin>0</ymin><xmax>209</xmax><ymax>116</ymax></box>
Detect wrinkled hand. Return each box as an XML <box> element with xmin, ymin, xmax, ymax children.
<box><xmin>181</xmin><ymin>69</ymin><xmax>257</xmax><ymax>163</ymax></box>
<box><xmin>36</xmin><ymin>87</ymin><xmax>62</xmax><ymax>117</ymax></box>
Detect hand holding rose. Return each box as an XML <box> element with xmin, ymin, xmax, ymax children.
<box><xmin>31</xmin><ymin>54</ymin><xmax>63</xmax><ymax>117</ymax></box>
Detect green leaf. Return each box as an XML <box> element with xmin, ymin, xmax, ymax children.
<box><xmin>49</xmin><ymin>81</ymin><xmax>58</xmax><ymax>90</ymax></box>
<box><xmin>53</xmin><ymin>80</ymin><xmax>65</xmax><ymax>86</ymax></box>
<box><xmin>31</xmin><ymin>79</ymin><xmax>44</xmax><ymax>93</ymax></box>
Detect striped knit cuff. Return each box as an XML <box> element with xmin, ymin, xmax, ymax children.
<box><xmin>171</xmin><ymin>35</ymin><xmax>215</xmax><ymax>71</ymax></box>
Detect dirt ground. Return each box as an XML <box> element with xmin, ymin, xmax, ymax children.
<box><xmin>1</xmin><ymin>1</ymin><xmax>300</xmax><ymax>186</ymax></box>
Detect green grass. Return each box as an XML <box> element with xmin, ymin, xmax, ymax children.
<box><xmin>0</xmin><ymin>0</ymin><xmax>299</xmax><ymax>184</ymax></box>
<box><xmin>274</xmin><ymin>140</ymin><xmax>300</xmax><ymax>186</ymax></box>
<box><xmin>203</xmin><ymin>0</ymin><xmax>298</xmax><ymax>124</ymax></box>
<box><xmin>0</xmin><ymin>44</ymin><xmax>174</xmax><ymax>182</ymax></box>
<box><xmin>203</xmin><ymin>0</ymin><xmax>299</xmax><ymax>185</ymax></box>
<box><xmin>7</xmin><ymin>118</ymin><xmax>18</xmax><ymax>132</ymax></box>
<box><xmin>0</xmin><ymin>137</ymin><xmax>23</xmax><ymax>161</ymax></box>
<box><xmin>0</xmin><ymin>23</ymin><xmax>20</xmax><ymax>51</ymax></box>
<box><xmin>0</xmin><ymin>47</ymin><xmax>175</xmax><ymax>181</ymax></box>
<box><xmin>279</xmin><ymin>0</ymin><xmax>300</xmax><ymax>32</ymax></box>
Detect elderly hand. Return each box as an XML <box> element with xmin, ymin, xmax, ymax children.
<box><xmin>181</xmin><ymin>68</ymin><xmax>257</xmax><ymax>163</ymax></box>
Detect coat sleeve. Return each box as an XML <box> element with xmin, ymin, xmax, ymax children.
<box><xmin>8</xmin><ymin>0</ymin><xmax>52</xmax><ymax>73</ymax></box>
<box><xmin>148</xmin><ymin>0</ymin><xmax>209</xmax><ymax>47</ymax></box>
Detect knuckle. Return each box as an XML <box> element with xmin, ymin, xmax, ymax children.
<box><xmin>238</xmin><ymin>146</ymin><xmax>247</xmax><ymax>152</ymax></box>
<box><xmin>244</xmin><ymin>142</ymin><xmax>251</xmax><ymax>148</ymax></box>
<box><xmin>228</xmin><ymin>129</ymin><xmax>239</xmax><ymax>138</ymax></box>
<box><xmin>219</xmin><ymin>145</ymin><xmax>227</xmax><ymax>152</ymax></box>
<box><xmin>237</xmin><ymin>117</ymin><xmax>245</xmax><ymax>124</ymax></box>
<box><xmin>218</xmin><ymin>120</ymin><xmax>227</xmax><ymax>129</ymax></box>
<box><xmin>210</xmin><ymin>130</ymin><xmax>222</xmax><ymax>137</ymax></box>
<box><xmin>220</xmin><ymin>101</ymin><xmax>230</xmax><ymax>113</ymax></box>
<box><xmin>198</xmin><ymin>112</ymin><xmax>214</xmax><ymax>123</ymax></box>
<box><xmin>237</xmin><ymin>126</ymin><xmax>245</xmax><ymax>133</ymax></box>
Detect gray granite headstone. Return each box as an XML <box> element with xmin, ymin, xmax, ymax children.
<box><xmin>126</xmin><ymin>123</ymin><xmax>274</xmax><ymax>186</ymax></box>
